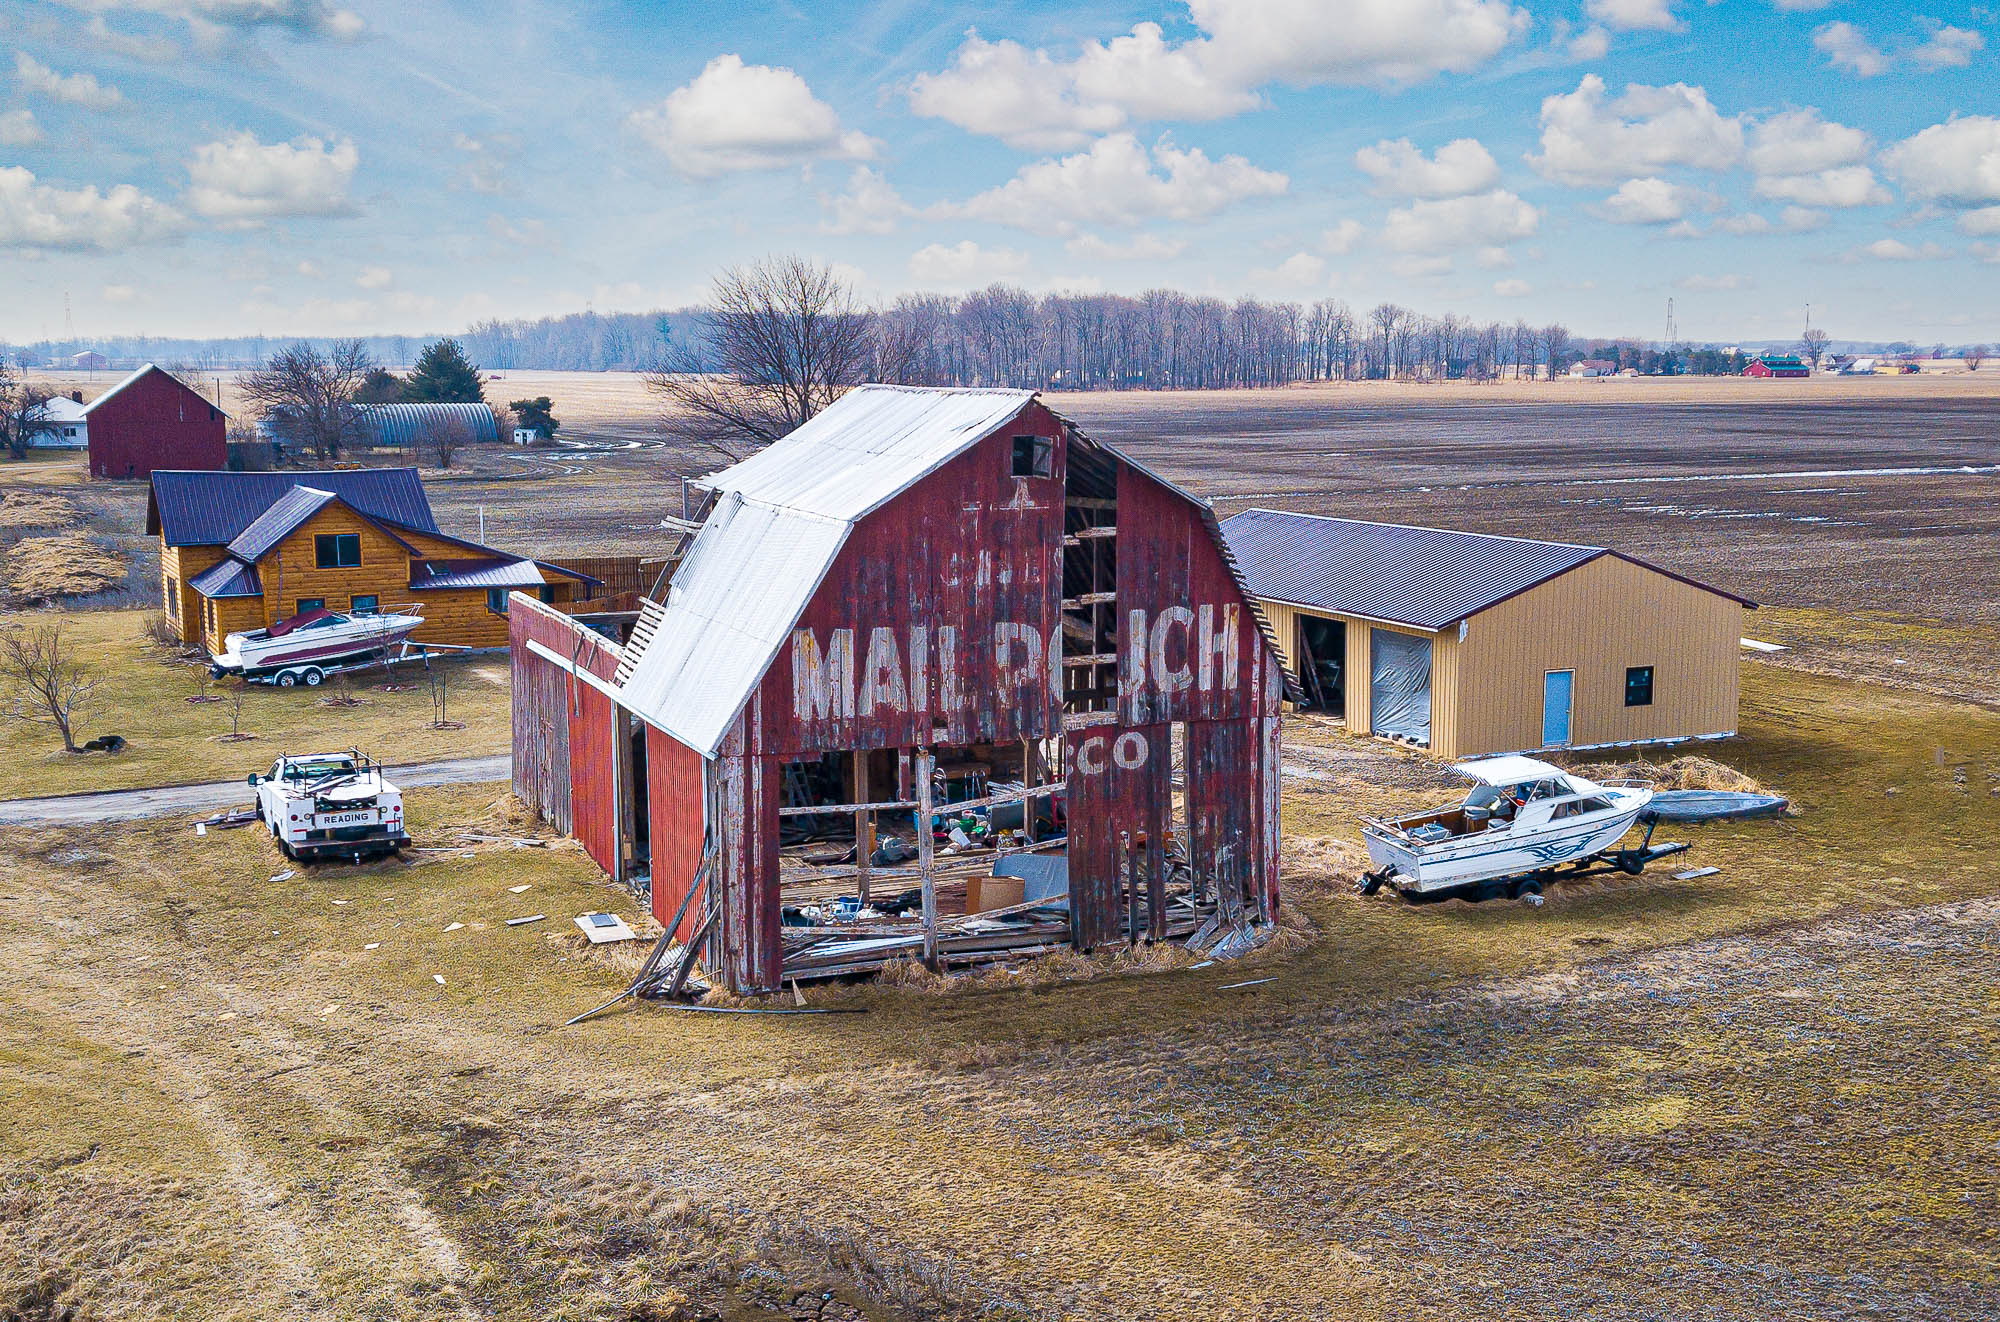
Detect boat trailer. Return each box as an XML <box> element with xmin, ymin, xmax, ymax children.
<box><xmin>1360</xmin><ymin>815</ymin><xmax>1690</xmax><ymax>901</ymax></box>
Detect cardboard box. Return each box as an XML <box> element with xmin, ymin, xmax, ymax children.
<box><xmin>964</xmin><ymin>874</ymin><xmax>1026</xmax><ymax>914</ymax></box>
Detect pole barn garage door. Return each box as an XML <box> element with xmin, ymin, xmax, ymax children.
<box><xmin>1369</xmin><ymin>628</ymin><xmax>1432</xmax><ymax>744</ymax></box>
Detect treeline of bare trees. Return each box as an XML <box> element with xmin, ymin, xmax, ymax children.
<box><xmin>870</xmin><ymin>290</ymin><xmax>1583</xmax><ymax>390</ymax></box>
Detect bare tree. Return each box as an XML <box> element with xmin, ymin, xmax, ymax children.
<box><xmin>646</xmin><ymin>256</ymin><xmax>878</xmax><ymax>462</ymax></box>
<box><xmin>425</xmin><ymin>408</ymin><xmax>477</xmax><ymax>470</ymax></box>
<box><xmin>241</xmin><ymin>340</ymin><xmax>373</xmax><ymax>460</ymax></box>
<box><xmin>0</xmin><ymin>361</ymin><xmax>58</xmax><ymax>461</ymax></box>
<box><xmin>222</xmin><ymin>682</ymin><xmax>250</xmax><ymax>740</ymax></box>
<box><xmin>1798</xmin><ymin>327</ymin><xmax>1830</xmax><ymax>370</ymax></box>
<box><xmin>2</xmin><ymin>623</ymin><xmax>99</xmax><ymax>752</ymax></box>
<box><xmin>1964</xmin><ymin>344</ymin><xmax>1989</xmax><ymax>372</ymax></box>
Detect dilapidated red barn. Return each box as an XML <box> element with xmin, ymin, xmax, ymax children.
<box><xmin>512</xmin><ymin>385</ymin><xmax>1286</xmax><ymax>995</ymax></box>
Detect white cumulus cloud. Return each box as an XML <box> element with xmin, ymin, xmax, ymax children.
<box><xmin>1493</xmin><ymin>278</ymin><xmax>1531</xmax><ymax>296</ymax></box>
<box><xmin>629</xmin><ymin>54</ymin><xmax>876</xmax><ymax>176</ymax></box>
<box><xmin>1598</xmin><ymin>176</ymin><xmax>1711</xmax><ymax>224</ymax></box>
<box><xmin>908</xmin><ymin>2</ymin><xmax>1527</xmax><ymax>146</ymax></box>
<box><xmin>908</xmin><ymin>240</ymin><xmax>1031</xmax><ymax>286</ymax></box>
<box><xmin>185</xmin><ymin>130</ymin><xmax>358</xmax><ymax>221</ymax></box>
<box><xmin>1585</xmin><ymin>0</ymin><xmax>1679</xmax><ymax>33</ymax></box>
<box><xmin>1955</xmin><ymin>206</ymin><xmax>2000</xmax><ymax>236</ymax></box>
<box><xmin>1529</xmin><ymin>75</ymin><xmax>1743</xmax><ymax>185</ymax></box>
<box><xmin>15</xmin><ymin>53</ymin><xmax>123</xmax><ymax>110</ymax></box>
<box><xmin>1383</xmin><ymin>189</ymin><xmax>1539</xmax><ymax>251</ymax></box>
<box><xmin>0</xmin><ymin>165</ymin><xmax>184</xmax><ymax>250</ymax></box>
<box><xmin>1813</xmin><ymin>22</ymin><xmax>1890</xmax><ymax>76</ymax></box>
<box><xmin>1882</xmin><ymin>116</ymin><xmax>2000</xmax><ymax>208</ymax></box>
<box><xmin>945</xmin><ymin>133</ymin><xmax>1287</xmax><ymax>236</ymax></box>
<box><xmin>1251</xmin><ymin>251</ymin><xmax>1328</xmax><ymax>286</ymax></box>
<box><xmin>1850</xmin><ymin>237</ymin><xmax>1948</xmax><ymax>261</ymax></box>
<box><xmin>1065</xmin><ymin>232</ymin><xmax>1188</xmax><ymax>260</ymax></box>
<box><xmin>1320</xmin><ymin>219</ymin><xmax>1365</xmax><ymax>253</ymax></box>
<box><xmin>1753</xmin><ymin>166</ymin><xmax>1888</xmax><ymax>208</ymax></box>
<box><xmin>71</xmin><ymin>1</ymin><xmax>363</xmax><ymax>43</ymax></box>
<box><xmin>1676</xmin><ymin>273</ymin><xmax>1749</xmax><ymax>291</ymax></box>
<box><xmin>0</xmin><ymin>110</ymin><xmax>44</xmax><ymax>147</ymax></box>
<box><xmin>356</xmin><ymin>265</ymin><xmax>391</xmax><ymax>289</ymax></box>
<box><xmin>1354</xmin><ymin>137</ymin><xmax>1499</xmax><ymax>197</ymax></box>
<box><xmin>1911</xmin><ymin>24</ymin><xmax>1984</xmax><ymax>71</ymax></box>
<box><xmin>819</xmin><ymin>167</ymin><xmax>909</xmax><ymax>235</ymax></box>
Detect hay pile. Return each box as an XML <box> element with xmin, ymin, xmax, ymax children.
<box><xmin>1573</xmin><ymin>754</ymin><xmax>1764</xmax><ymax>793</ymax></box>
<box><xmin>6</xmin><ymin>533</ymin><xmax>125</xmax><ymax>601</ymax></box>
<box><xmin>1281</xmin><ymin>834</ymin><xmax>1371</xmax><ymax>895</ymax></box>
<box><xmin>0</xmin><ymin>490</ymin><xmax>79</xmax><ymax>529</ymax></box>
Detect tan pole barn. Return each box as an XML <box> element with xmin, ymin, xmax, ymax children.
<box><xmin>1220</xmin><ymin>509</ymin><xmax>1756</xmax><ymax>761</ymax></box>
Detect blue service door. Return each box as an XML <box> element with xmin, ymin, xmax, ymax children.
<box><xmin>1542</xmin><ymin>669</ymin><xmax>1575</xmax><ymax>747</ymax></box>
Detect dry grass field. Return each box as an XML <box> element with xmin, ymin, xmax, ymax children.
<box><xmin>3</xmin><ymin>664</ymin><xmax>1997</xmax><ymax>1321</ymax></box>
<box><xmin>4</xmin><ymin>371</ymin><xmax>1999</xmax><ymax>1320</ymax></box>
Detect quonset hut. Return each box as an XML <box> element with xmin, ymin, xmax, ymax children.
<box><xmin>510</xmin><ymin>385</ymin><xmax>1287</xmax><ymax>995</ymax></box>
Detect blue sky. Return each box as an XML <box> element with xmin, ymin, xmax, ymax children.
<box><xmin>2</xmin><ymin>0</ymin><xmax>1997</xmax><ymax>345</ymax></box>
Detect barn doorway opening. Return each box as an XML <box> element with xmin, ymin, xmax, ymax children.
<box><xmin>1294</xmin><ymin>615</ymin><xmax>1346</xmax><ymax>717</ymax></box>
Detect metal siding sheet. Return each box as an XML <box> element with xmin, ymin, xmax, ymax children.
<box><xmin>714</xmin><ymin>705</ymin><xmax>783</xmax><ymax>994</ymax></box>
<box><xmin>1186</xmin><ymin>718</ymin><xmax>1262</xmax><ymax>921</ymax></box>
<box><xmin>225</xmin><ymin>485</ymin><xmax>338</xmax><ymax>561</ymax></box>
<box><xmin>507</xmin><ymin>596</ymin><xmax>624</xmax><ymax>862</ymax></box>
<box><xmin>411</xmin><ymin>559</ymin><xmax>547</xmax><ymax>591</ymax></box>
<box><xmin>1452</xmin><ymin>554</ymin><xmax>1745</xmax><ymax>756</ymax></box>
<box><xmin>645</xmin><ymin>724</ymin><xmax>707</xmax><ymax>942</ymax></box>
<box><xmin>355</xmin><ymin>403</ymin><xmax>499</xmax><ymax>450</ymax></box>
<box><xmin>1222</xmin><ymin>508</ymin><xmax>1605</xmax><ymax>632</ymax></box>
<box><xmin>703</xmin><ymin>384</ymin><xmax>1036</xmax><ymax>521</ymax></box>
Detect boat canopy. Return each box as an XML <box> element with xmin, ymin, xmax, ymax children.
<box><xmin>1452</xmin><ymin>755</ymin><xmax>1568</xmax><ymax>786</ymax></box>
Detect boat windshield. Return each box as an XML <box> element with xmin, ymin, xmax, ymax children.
<box><xmin>1465</xmin><ymin>776</ymin><xmax>1576</xmax><ymax>808</ymax></box>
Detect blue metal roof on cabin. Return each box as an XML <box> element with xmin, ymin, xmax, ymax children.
<box><xmin>225</xmin><ymin>485</ymin><xmax>338</xmax><ymax>562</ymax></box>
<box><xmin>147</xmin><ymin>468</ymin><xmax>439</xmax><ymax>546</ymax></box>
<box><xmin>188</xmin><ymin>558</ymin><xmax>262</xmax><ymax>598</ymax></box>
<box><xmin>1218</xmin><ymin>509</ymin><xmax>1607</xmax><ymax>631</ymax></box>
<box><xmin>410</xmin><ymin>559</ymin><xmax>549</xmax><ymax>591</ymax></box>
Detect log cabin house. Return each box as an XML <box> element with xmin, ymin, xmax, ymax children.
<box><xmin>148</xmin><ymin>467</ymin><xmax>594</xmax><ymax>655</ymax></box>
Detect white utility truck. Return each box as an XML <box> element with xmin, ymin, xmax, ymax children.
<box><xmin>249</xmin><ymin>749</ymin><xmax>409</xmax><ymax>862</ymax></box>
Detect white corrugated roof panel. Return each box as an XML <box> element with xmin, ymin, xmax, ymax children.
<box><xmin>615</xmin><ymin>493</ymin><xmax>851</xmax><ymax>756</ymax></box>
<box><xmin>702</xmin><ymin>384</ymin><xmax>1035</xmax><ymax>521</ymax></box>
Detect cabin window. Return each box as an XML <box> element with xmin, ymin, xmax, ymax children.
<box><xmin>296</xmin><ymin>597</ymin><xmax>325</xmax><ymax>615</ymax></box>
<box><xmin>315</xmin><ymin>533</ymin><xmax>361</xmax><ymax>569</ymax></box>
<box><xmin>350</xmin><ymin>594</ymin><xmax>379</xmax><ymax>614</ymax></box>
<box><xmin>487</xmin><ymin>589</ymin><xmax>509</xmax><ymax>616</ymax></box>
<box><xmin>1625</xmin><ymin>665</ymin><xmax>1655</xmax><ymax>707</ymax></box>
<box><xmin>1011</xmin><ymin>434</ymin><xmax>1052</xmax><ymax>478</ymax></box>
<box><xmin>166</xmin><ymin>579</ymin><xmax>178</xmax><ymax>614</ymax></box>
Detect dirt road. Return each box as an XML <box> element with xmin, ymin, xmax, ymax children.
<box><xmin>0</xmin><ymin>753</ymin><xmax>510</xmax><ymax>826</ymax></box>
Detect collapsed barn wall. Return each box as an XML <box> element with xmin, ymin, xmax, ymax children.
<box><xmin>509</xmin><ymin>595</ymin><xmax>624</xmax><ymax>875</ymax></box>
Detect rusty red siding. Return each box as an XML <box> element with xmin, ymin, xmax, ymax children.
<box><xmin>88</xmin><ymin>367</ymin><xmax>227</xmax><ymax>480</ymax></box>
<box><xmin>1064</xmin><ymin>720</ymin><xmax>1170</xmax><ymax>948</ymax></box>
<box><xmin>646</xmin><ymin>724</ymin><xmax>707</xmax><ymax>941</ymax></box>
<box><xmin>714</xmin><ymin>704</ymin><xmax>783</xmax><ymax>992</ymax></box>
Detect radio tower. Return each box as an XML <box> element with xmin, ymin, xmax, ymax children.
<box><xmin>63</xmin><ymin>290</ymin><xmax>75</xmax><ymax>346</ymax></box>
<box><xmin>1665</xmin><ymin>296</ymin><xmax>1676</xmax><ymax>346</ymax></box>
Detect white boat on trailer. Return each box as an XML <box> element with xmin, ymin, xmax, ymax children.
<box><xmin>1360</xmin><ymin>755</ymin><xmax>1685</xmax><ymax>898</ymax></box>
<box><xmin>212</xmin><ymin>606</ymin><xmax>425</xmax><ymax>687</ymax></box>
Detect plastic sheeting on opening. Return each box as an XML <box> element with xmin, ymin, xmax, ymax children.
<box><xmin>1370</xmin><ymin>628</ymin><xmax>1432</xmax><ymax>744</ymax></box>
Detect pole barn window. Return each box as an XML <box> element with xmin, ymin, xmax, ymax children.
<box><xmin>1625</xmin><ymin>665</ymin><xmax>1655</xmax><ymax>707</ymax></box>
<box><xmin>315</xmin><ymin>533</ymin><xmax>361</xmax><ymax>568</ymax></box>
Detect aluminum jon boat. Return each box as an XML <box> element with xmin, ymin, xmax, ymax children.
<box><xmin>212</xmin><ymin>606</ymin><xmax>424</xmax><ymax>684</ymax></box>
<box><xmin>1361</xmin><ymin>756</ymin><xmax>1660</xmax><ymax>897</ymax></box>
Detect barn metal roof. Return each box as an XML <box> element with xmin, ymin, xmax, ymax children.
<box><xmin>617</xmin><ymin>492</ymin><xmax>850</xmax><ymax>756</ymax></box>
<box><xmin>1219</xmin><ymin>509</ymin><xmax>1611</xmax><ymax>631</ymax></box>
<box><xmin>355</xmin><ymin>402</ymin><xmax>499</xmax><ymax>449</ymax></box>
<box><xmin>187</xmin><ymin>558</ymin><xmax>261</xmax><ymax>598</ymax></box>
<box><xmin>80</xmin><ymin>363</ymin><xmax>228</xmax><ymax>418</ymax></box>
<box><xmin>701</xmin><ymin>385</ymin><xmax>1037</xmax><ymax>521</ymax></box>
<box><xmin>225</xmin><ymin>485</ymin><xmax>338</xmax><ymax>561</ymax></box>
<box><xmin>148</xmin><ymin>468</ymin><xmax>440</xmax><ymax>546</ymax></box>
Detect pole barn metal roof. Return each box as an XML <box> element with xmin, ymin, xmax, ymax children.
<box><xmin>1220</xmin><ymin>509</ymin><xmax>1753</xmax><ymax>630</ymax></box>
<box><xmin>356</xmin><ymin>402</ymin><xmax>499</xmax><ymax>450</ymax></box>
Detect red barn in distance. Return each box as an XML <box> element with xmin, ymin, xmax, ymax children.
<box><xmin>510</xmin><ymin>384</ymin><xmax>1289</xmax><ymax>996</ymax></box>
<box><xmin>85</xmin><ymin>363</ymin><xmax>227</xmax><ymax>480</ymax></box>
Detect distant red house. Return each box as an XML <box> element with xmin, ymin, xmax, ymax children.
<box><xmin>1743</xmin><ymin>354</ymin><xmax>1810</xmax><ymax>379</ymax></box>
<box><xmin>84</xmin><ymin>363</ymin><xmax>228</xmax><ymax>480</ymax></box>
